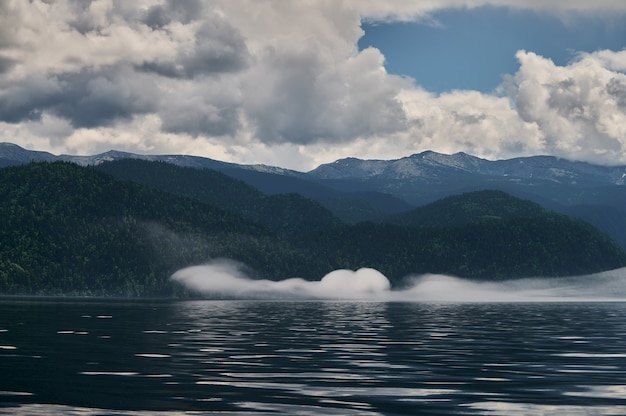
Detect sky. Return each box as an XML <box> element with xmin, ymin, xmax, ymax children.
<box><xmin>0</xmin><ymin>1</ymin><xmax>625</xmax><ymax>171</ymax></box>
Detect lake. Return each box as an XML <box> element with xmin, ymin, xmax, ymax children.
<box><xmin>1</xmin><ymin>299</ymin><xmax>626</xmax><ymax>415</ymax></box>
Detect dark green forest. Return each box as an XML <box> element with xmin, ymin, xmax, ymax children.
<box><xmin>1</xmin><ymin>161</ymin><xmax>625</xmax><ymax>297</ymax></box>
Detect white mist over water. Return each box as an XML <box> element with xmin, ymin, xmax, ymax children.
<box><xmin>171</xmin><ymin>260</ymin><xmax>390</xmax><ymax>300</ymax></box>
<box><xmin>171</xmin><ymin>259</ymin><xmax>626</xmax><ymax>302</ymax></box>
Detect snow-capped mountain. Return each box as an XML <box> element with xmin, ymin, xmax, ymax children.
<box><xmin>4</xmin><ymin>142</ymin><xmax>625</xmax><ymax>186</ymax></box>
<box><xmin>0</xmin><ymin>142</ymin><xmax>303</xmax><ymax>177</ymax></box>
<box><xmin>309</xmin><ymin>150</ymin><xmax>626</xmax><ymax>185</ymax></box>
<box><xmin>308</xmin><ymin>151</ymin><xmax>488</xmax><ymax>180</ymax></box>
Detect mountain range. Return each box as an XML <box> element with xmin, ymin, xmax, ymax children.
<box><xmin>1</xmin><ymin>158</ymin><xmax>625</xmax><ymax>297</ymax></box>
<box><xmin>3</xmin><ymin>141</ymin><xmax>626</xmax><ymax>251</ymax></box>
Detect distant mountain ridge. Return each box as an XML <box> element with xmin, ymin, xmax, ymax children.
<box><xmin>3</xmin><ymin>142</ymin><xmax>626</xmax><ymax>185</ymax></box>
<box><xmin>3</xmin><ymin>142</ymin><xmax>626</xmax><ymax>250</ymax></box>
<box><xmin>0</xmin><ymin>142</ymin><xmax>301</xmax><ymax>176</ymax></box>
<box><xmin>309</xmin><ymin>150</ymin><xmax>626</xmax><ymax>185</ymax></box>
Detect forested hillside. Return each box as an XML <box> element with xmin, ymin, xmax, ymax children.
<box><xmin>1</xmin><ymin>162</ymin><xmax>625</xmax><ymax>296</ymax></box>
<box><xmin>328</xmin><ymin>191</ymin><xmax>626</xmax><ymax>280</ymax></box>
<box><xmin>96</xmin><ymin>159</ymin><xmax>341</xmax><ymax>237</ymax></box>
<box><xmin>0</xmin><ymin>162</ymin><xmax>311</xmax><ymax>296</ymax></box>
<box><xmin>387</xmin><ymin>190</ymin><xmax>551</xmax><ymax>227</ymax></box>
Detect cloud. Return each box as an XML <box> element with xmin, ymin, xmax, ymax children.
<box><xmin>0</xmin><ymin>0</ymin><xmax>411</xmax><ymax>155</ymax></box>
<box><xmin>0</xmin><ymin>1</ymin><xmax>181</xmax><ymax>75</ymax></box>
<box><xmin>385</xmin><ymin>49</ymin><xmax>626</xmax><ymax>165</ymax></box>
<box><xmin>0</xmin><ymin>1</ymin><xmax>625</xmax><ymax>170</ymax></box>
<box><xmin>586</xmin><ymin>49</ymin><xmax>626</xmax><ymax>72</ymax></box>
<box><xmin>171</xmin><ymin>259</ymin><xmax>391</xmax><ymax>300</ymax></box>
<box><xmin>171</xmin><ymin>259</ymin><xmax>626</xmax><ymax>302</ymax></box>
<box><xmin>0</xmin><ymin>65</ymin><xmax>160</xmax><ymax>128</ymax></box>
<box><xmin>138</xmin><ymin>14</ymin><xmax>252</xmax><ymax>79</ymax></box>
<box><xmin>0</xmin><ymin>57</ymin><xmax>15</xmax><ymax>74</ymax></box>
<box><xmin>357</xmin><ymin>0</ymin><xmax>626</xmax><ymax>21</ymax></box>
<box><xmin>508</xmin><ymin>50</ymin><xmax>626</xmax><ymax>163</ymax></box>
<box><xmin>398</xmin><ymin>88</ymin><xmax>545</xmax><ymax>159</ymax></box>
<box><xmin>155</xmin><ymin>73</ymin><xmax>244</xmax><ymax>137</ymax></box>
<box><xmin>241</xmin><ymin>46</ymin><xmax>410</xmax><ymax>144</ymax></box>
<box><xmin>142</xmin><ymin>0</ymin><xmax>205</xmax><ymax>29</ymax></box>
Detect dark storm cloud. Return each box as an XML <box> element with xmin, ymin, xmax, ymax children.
<box><xmin>0</xmin><ymin>66</ymin><xmax>159</xmax><ymax>128</ymax></box>
<box><xmin>186</xmin><ymin>21</ymin><xmax>251</xmax><ymax>75</ymax></box>
<box><xmin>0</xmin><ymin>74</ymin><xmax>61</xmax><ymax>123</ymax></box>
<box><xmin>0</xmin><ymin>61</ymin><xmax>242</xmax><ymax>137</ymax></box>
<box><xmin>143</xmin><ymin>0</ymin><xmax>205</xmax><ymax>28</ymax></box>
<box><xmin>143</xmin><ymin>6</ymin><xmax>171</xmax><ymax>29</ymax></box>
<box><xmin>160</xmin><ymin>103</ymin><xmax>241</xmax><ymax>137</ymax></box>
<box><xmin>54</xmin><ymin>69</ymin><xmax>159</xmax><ymax>127</ymax></box>
<box><xmin>546</xmin><ymin>78</ymin><xmax>588</xmax><ymax>119</ymax></box>
<box><xmin>63</xmin><ymin>1</ymin><xmax>99</xmax><ymax>34</ymax></box>
<box><xmin>0</xmin><ymin>56</ymin><xmax>15</xmax><ymax>74</ymax></box>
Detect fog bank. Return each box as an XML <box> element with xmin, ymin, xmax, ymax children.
<box><xmin>171</xmin><ymin>259</ymin><xmax>626</xmax><ymax>302</ymax></box>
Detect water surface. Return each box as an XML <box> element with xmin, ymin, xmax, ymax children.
<box><xmin>1</xmin><ymin>299</ymin><xmax>626</xmax><ymax>415</ymax></box>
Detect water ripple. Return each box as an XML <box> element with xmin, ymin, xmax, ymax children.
<box><xmin>2</xmin><ymin>300</ymin><xmax>626</xmax><ymax>415</ymax></box>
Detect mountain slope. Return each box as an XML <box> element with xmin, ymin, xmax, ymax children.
<box><xmin>219</xmin><ymin>167</ymin><xmax>412</xmax><ymax>222</ymax></box>
<box><xmin>4</xmin><ymin>143</ymin><xmax>626</xmax><ymax>248</ymax></box>
<box><xmin>309</xmin><ymin>152</ymin><xmax>626</xmax><ymax>250</ymax></box>
<box><xmin>95</xmin><ymin>159</ymin><xmax>341</xmax><ymax>237</ymax></box>
<box><xmin>1</xmin><ymin>163</ymin><xmax>625</xmax><ymax>296</ymax></box>
<box><xmin>0</xmin><ymin>143</ymin><xmax>404</xmax><ymax>222</ymax></box>
<box><xmin>309</xmin><ymin>151</ymin><xmax>626</xmax><ymax>184</ymax></box>
<box><xmin>306</xmin><ymin>191</ymin><xmax>626</xmax><ymax>281</ymax></box>
<box><xmin>0</xmin><ymin>162</ymin><xmax>312</xmax><ymax>296</ymax></box>
<box><xmin>387</xmin><ymin>190</ymin><xmax>551</xmax><ymax>228</ymax></box>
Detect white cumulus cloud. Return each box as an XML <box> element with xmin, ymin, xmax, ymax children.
<box><xmin>0</xmin><ymin>0</ymin><xmax>625</xmax><ymax>169</ymax></box>
<box><xmin>509</xmin><ymin>50</ymin><xmax>626</xmax><ymax>163</ymax></box>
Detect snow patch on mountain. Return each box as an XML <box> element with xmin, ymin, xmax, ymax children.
<box><xmin>2</xmin><ymin>142</ymin><xmax>626</xmax><ymax>186</ymax></box>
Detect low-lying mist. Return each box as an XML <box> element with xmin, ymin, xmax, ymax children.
<box><xmin>171</xmin><ymin>259</ymin><xmax>626</xmax><ymax>302</ymax></box>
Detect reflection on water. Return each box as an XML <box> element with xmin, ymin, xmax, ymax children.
<box><xmin>1</xmin><ymin>300</ymin><xmax>626</xmax><ymax>415</ymax></box>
